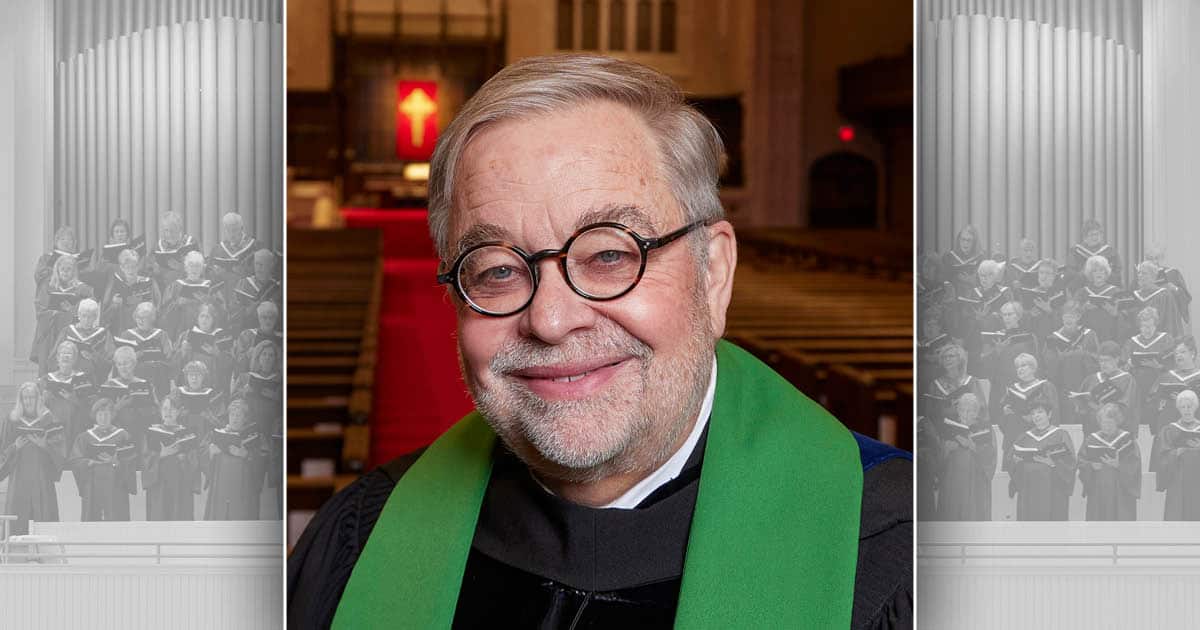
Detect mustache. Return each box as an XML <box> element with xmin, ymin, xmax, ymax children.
<box><xmin>489</xmin><ymin>326</ymin><xmax>652</xmax><ymax>374</ymax></box>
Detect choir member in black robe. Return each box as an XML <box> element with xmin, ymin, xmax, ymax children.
<box><xmin>916</xmin><ymin>415</ymin><xmax>940</xmax><ymax>522</ymax></box>
<box><xmin>1077</xmin><ymin>255</ymin><xmax>1123</xmax><ymax>344</ymax></box>
<box><xmin>921</xmin><ymin>343</ymin><xmax>989</xmax><ymax>427</ymax></box>
<box><xmin>34</xmin><ymin>225</ymin><xmax>83</xmax><ymax>291</ymax></box>
<box><xmin>934</xmin><ymin>393</ymin><xmax>995</xmax><ymax>521</ymax></box>
<box><xmin>148</xmin><ymin>211</ymin><xmax>201</xmax><ymax>292</ymax></box>
<box><xmin>1067</xmin><ymin>219</ymin><xmax>1123</xmax><ymax>290</ymax></box>
<box><xmin>143</xmin><ymin>394</ymin><xmax>202</xmax><ymax>520</ymax></box>
<box><xmin>981</xmin><ymin>301</ymin><xmax>1039</xmax><ymax>412</ymax></box>
<box><xmin>918</xmin><ymin>253</ymin><xmax>955</xmax><ymax>315</ymax></box>
<box><xmin>999</xmin><ymin>353</ymin><xmax>1060</xmax><ymax>460</ymax></box>
<box><xmin>0</xmin><ymin>382</ymin><xmax>66</xmax><ymax>535</ymax></box>
<box><xmin>104</xmin><ymin>345</ymin><xmax>159</xmax><ymax>450</ymax></box>
<box><xmin>1077</xmin><ymin>403</ymin><xmax>1140</xmax><ymax>521</ymax></box>
<box><xmin>1069</xmin><ymin>341</ymin><xmax>1137</xmax><ymax>436</ymax></box>
<box><xmin>1042</xmin><ymin>301</ymin><xmax>1101</xmax><ymax>426</ymax></box>
<box><xmin>917</xmin><ymin>309</ymin><xmax>954</xmax><ymax>395</ymax></box>
<box><xmin>230</xmin><ymin>249</ymin><xmax>282</xmax><ymax>334</ymax></box>
<box><xmin>100</xmin><ymin>249</ymin><xmax>160</xmax><ymax>333</ymax></box>
<box><xmin>203</xmin><ymin>399</ymin><xmax>266</xmax><ymax>520</ymax></box>
<box><xmin>1149</xmin><ymin>337</ymin><xmax>1200</xmax><ymax>435</ymax></box>
<box><xmin>232</xmin><ymin>340</ymin><xmax>281</xmax><ymax>435</ymax></box>
<box><xmin>1008</xmin><ymin>401</ymin><xmax>1076</xmax><ymax>521</ymax></box>
<box><xmin>114</xmin><ymin>302</ymin><xmax>173</xmax><ymax>397</ymax></box>
<box><xmin>1146</xmin><ymin>245</ymin><xmax>1192</xmax><ymax>325</ymax></box>
<box><xmin>1152</xmin><ymin>390</ymin><xmax>1200</xmax><ymax>520</ymax></box>
<box><xmin>1127</xmin><ymin>261</ymin><xmax>1185</xmax><ymax>340</ymax></box>
<box><xmin>173</xmin><ymin>303</ymin><xmax>236</xmax><ymax>396</ymax></box>
<box><xmin>39</xmin><ymin>340</ymin><xmax>96</xmax><ymax>442</ymax></box>
<box><xmin>177</xmin><ymin>360</ymin><xmax>223</xmax><ymax>437</ymax></box>
<box><xmin>51</xmin><ymin>298</ymin><xmax>113</xmax><ymax>384</ymax></box>
<box><xmin>1016</xmin><ymin>260</ymin><xmax>1067</xmax><ymax>340</ymax></box>
<box><xmin>1002</xmin><ymin>238</ymin><xmax>1042</xmax><ymax>288</ymax></box>
<box><xmin>234</xmin><ymin>301</ymin><xmax>283</xmax><ymax>376</ymax></box>
<box><xmin>1125</xmin><ymin>306</ymin><xmax>1175</xmax><ymax>431</ymax></box>
<box><xmin>69</xmin><ymin>398</ymin><xmax>138</xmax><ymax>521</ymax></box>
<box><xmin>31</xmin><ymin>255</ymin><xmax>94</xmax><ymax>368</ymax></box>
<box><xmin>161</xmin><ymin>251</ymin><xmax>226</xmax><ymax>339</ymax></box>
<box><xmin>940</xmin><ymin>224</ymin><xmax>985</xmax><ymax>295</ymax></box>
<box><xmin>208</xmin><ymin>213</ymin><xmax>259</xmax><ymax>307</ymax></box>
<box><xmin>952</xmin><ymin>260</ymin><xmax>1011</xmax><ymax>375</ymax></box>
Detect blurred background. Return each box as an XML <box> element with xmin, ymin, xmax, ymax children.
<box><xmin>284</xmin><ymin>0</ymin><xmax>914</xmax><ymax>546</ymax></box>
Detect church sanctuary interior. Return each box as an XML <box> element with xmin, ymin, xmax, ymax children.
<box><xmin>0</xmin><ymin>1</ymin><xmax>284</xmax><ymax>627</ymax></box>
<box><xmin>284</xmin><ymin>0</ymin><xmax>914</xmax><ymax>546</ymax></box>
<box><xmin>916</xmin><ymin>1</ymin><xmax>1200</xmax><ymax>628</ymax></box>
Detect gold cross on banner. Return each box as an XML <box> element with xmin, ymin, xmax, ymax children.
<box><xmin>399</xmin><ymin>88</ymin><xmax>437</xmax><ymax>147</ymax></box>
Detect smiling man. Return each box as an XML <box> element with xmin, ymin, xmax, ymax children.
<box><xmin>287</xmin><ymin>55</ymin><xmax>912</xmax><ymax>629</ymax></box>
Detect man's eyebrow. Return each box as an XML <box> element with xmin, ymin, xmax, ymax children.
<box><xmin>451</xmin><ymin>223</ymin><xmax>512</xmax><ymax>258</ymax></box>
<box><xmin>575</xmin><ymin>204</ymin><xmax>658</xmax><ymax>234</ymax></box>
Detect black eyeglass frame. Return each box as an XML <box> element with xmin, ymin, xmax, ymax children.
<box><xmin>437</xmin><ymin>219</ymin><xmax>711</xmax><ymax>316</ymax></box>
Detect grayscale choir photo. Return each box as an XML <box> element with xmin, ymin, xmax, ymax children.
<box><xmin>915</xmin><ymin>0</ymin><xmax>1200</xmax><ymax>628</ymax></box>
<box><xmin>0</xmin><ymin>0</ymin><xmax>284</xmax><ymax>628</ymax></box>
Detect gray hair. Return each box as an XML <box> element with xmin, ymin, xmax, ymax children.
<box><xmin>222</xmin><ymin>212</ymin><xmax>244</xmax><ymax>229</ymax></box>
<box><xmin>1084</xmin><ymin>255</ymin><xmax>1111</xmax><ymax>278</ymax></box>
<box><xmin>160</xmin><ymin>211</ymin><xmax>183</xmax><ymax>230</ymax></box>
<box><xmin>427</xmin><ymin>54</ymin><xmax>725</xmax><ymax>260</ymax></box>
<box><xmin>118</xmin><ymin>249</ymin><xmax>140</xmax><ymax>265</ymax></box>
<box><xmin>977</xmin><ymin>259</ymin><xmax>1002</xmax><ymax>278</ymax></box>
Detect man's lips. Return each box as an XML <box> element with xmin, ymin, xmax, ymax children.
<box><xmin>508</xmin><ymin>357</ymin><xmax>632</xmax><ymax>400</ymax></box>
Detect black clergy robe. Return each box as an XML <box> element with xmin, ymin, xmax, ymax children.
<box><xmin>1151</xmin><ymin>421</ymin><xmax>1200</xmax><ymax>520</ymax></box>
<box><xmin>1125</xmin><ymin>331</ymin><xmax>1175</xmax><ymax>429</ymax></box>
<box><xmin>287</xmin><ymin>433</ymin><xmax>913</xmax><ymax>630</ymax></box>
<box><xmin>1077</xmin><ymin>430</ymin><xmax>1140</xmax><ymax>521</ymax></box>
<box><xmin>1008</xmin><ymin>426</ymin><xmax>1076</xmax><ymax>521</ymax></box>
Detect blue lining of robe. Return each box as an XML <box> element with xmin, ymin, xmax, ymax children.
<box><xmin>853</xmin><ymin>432</ymin><xmax>911</xmax><ymax>472</ymax></box>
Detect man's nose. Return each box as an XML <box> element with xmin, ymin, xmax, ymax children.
<box><xmin>518</xmin><ymin>260</ymin><xmax>596</xmax><ymax>344</ymax></box>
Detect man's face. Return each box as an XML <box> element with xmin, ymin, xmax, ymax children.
<box><xmin>447</xmin><ymin>102</ymin><xmax>727</xmax><ymax>482</ymax></box>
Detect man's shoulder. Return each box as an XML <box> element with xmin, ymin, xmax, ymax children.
<box><xmin>849</xmin><ymin>433</ymin><xmax>913</xmax><ymax>630</ymax></box>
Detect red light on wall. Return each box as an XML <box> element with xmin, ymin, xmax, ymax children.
<box><xmin>838</xmin><ymin>125</ymin><xmax>855</xmax><ymax>143</ymax></box>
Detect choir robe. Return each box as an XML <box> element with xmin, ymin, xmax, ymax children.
<box><xmin>40</xmin><ymin>370</ymin><xmax>96</xmax><ymax>443</ymax></box>
<box><xmin>203</xmin><ymin>426</ymin><xmax>267</xmax><ymax>520</ymax></box>
<box><xmin>162</xmin><ymin>277</ymin><xmax>226</xmax><ymax>339</ymax></box>
<box><xmin>52</xmin><ymin>324</ymin><xmax>113</xmax><ymax>384</ymax></box>
<box><xmin>916</xmin><ymin>333</ymin><xmax>955</xmax><ymax>395</ymax></box>
<box><xmin>1008</xmin><ymin>426</ymin><xmax>1076</xmax><ymax>521</ymax></box>
<box><xmin>1002</xmin><ymin>260</ymin><xmax>1042</xmax><ymax>289</ymax></box>
<box><xmin>102</xmin><ymin>376</ymin><xmax>159</xmax><ymax>450</ymax></box>
<box><xmin>69</xmin><ymin>425</ymin><xmax>138</xmax><ymax>521</ymax></box>
<box><xmin>177</xmin><ymin>387</ymin><xmax>223</xmax><ymax>438</ymax></box>
<box><xmin>1157</xmin><ymin>266</ymin><xmax>1192</xmax><ymax>323</ymax></box>
<box><xmin>234</xmin><ymin>372</ymin><xmax>282</xmax><ymax>434</ymax></box>
<box><xmin>1125</xmin><ymin>285</ymin><xmax>1185</xmax><ymax>340</ymax></box>
<box><xmin>1125</xmin><ymin>331</ymin><xmax>1175</xmax><ymax>429</ymax></box>
<box><xmin>981</xmin><ymin>327</ymin><xmax>1039</xmax><ymax>413</ymax></box>
<box><xmin>288</xmin><ymin>341</ymin><xmax>913</xmax><ymax>630</ymax></box>
<box><xmin>917</xmin><ymin>277</ymin><xmax>956</xmax><ymax>315</ymax></box>
<box><xmin>230</xmin><ymin>276</ymin><xmax>281</xmax><ymax>334</ymax></box>
<box><xmin>998</xmin><ymin>379</ymin><xmax>1060</xmax><ymax>459</ymax></box>
<box><xmin>175</xmin><ymin>326</ymin><xmax>236</xmax><ymax>395</ymax></box>
<box><xmin>1066</xmin><ymin>242</ymin><xmax>1123</xmax><ymax>290</ymax></box>
<box><xmin>100</xmin><ymin>272</ymin><xmax>160</xmax><ymax>333</ymax></box>
<box><xmin>1148</xmin><ymin>369</ymin><xmax>1200</xmax><ymax>435</ymax></box>
<box><xmin>940</xmin><ymin>249</ymin><xmax>986</xmax><ymax>296</ymax></box>
<box><xmin>34</xmin><ymin>249</ymin><xmax>81</xmax><ymax>290</ymax></box>
<box><xmin>916</xmin><ymin>417</ymin><xmax>941</xmax><ymax>521</ymax></box>
<box><xmin>208</xmin><ymin>237</ymin><xmax>258</xmax><ymax>306</ymax></box>
<box><xmin>1077</xmin><ymin>283</ymin><xmax>1124</xmax><ymax>343</ymax></box>
<box><xmin>1077</xmin><ymin>430</ymin><xmax>1140</xmax><ymax>521</ymax></box>
<box><xmin>933</xmin><ymin>418</ymin><xmax>996</xmax><ymax>521</ymax></box>
<box><xmin>1070</xmin><ymin>370</ymin><xmax>1137</xmax><ymax>435</ymax></box>
<box><xmin>951</xmin><ymin>285</ymin><xmax>1011</xmax><ymax>375</ymax></box>
<box><xmin>1042</xmin><ymin>327</ymin><xmax>1101</xmax><ymax>426</ymax></box>
<box><xmin>920</xmin><ymin>374</ymin><xmax>989</xmax><ymax>429</ymax></box>
<box><xmin>1151</xmin><ymin>420</ymin><xmax>1200</xmax><ymax>520</ymax></box>
<box><xmin>31</xmin><ymin>280</ymin><xmax>94</xmax><ymax>366</ymax></box>
<box><xmin>143</xmin><ymin>423</ymin><xmax>202</xmax><ymax>520</ymax></box>
<box><xmin>1014</xmin><ymin>285</ymin><xmax>1067</xmax><ymax>340</ymax></box>
<box><xmin>113</xmin><ymin>327</ymin><xmax>172</xmax><ymax>396</ymax></box>
<box><xmin>148</xmin><ymin>235</ymin><xmax>200</xmax><ymax>292</ymax></box>
<box><xmin>233</xmin><ymin>328</ymin><xmax>283</xmax><ymax>376</ymax></box>
<box><xmin>0</xmin><ymin>412</ymin><xmax>67</xmax><ymax>535</ymax></box>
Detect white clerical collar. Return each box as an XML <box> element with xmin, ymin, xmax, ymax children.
<box><xmin>598</xmin><ymin>356</ymin><xmax>717</xmax><ymax>509</ymax></box>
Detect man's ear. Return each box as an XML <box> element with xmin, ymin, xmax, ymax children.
<box><xmin>702</xmin><ymin>220</ymin><xmax>737</xmax><ymax>338</ymax></box>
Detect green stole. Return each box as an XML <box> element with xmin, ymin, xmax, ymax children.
<box><xmin>333</xmin><ymin>340</ymin><xmax>863</xmax><ymax>628</ymax></box>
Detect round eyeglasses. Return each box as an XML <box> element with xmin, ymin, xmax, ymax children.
<box><xmin>437</xmin><ymin>220</ymin><xmax>710</xmax><ymax>316</ymax></box>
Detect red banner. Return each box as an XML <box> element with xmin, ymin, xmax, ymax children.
<box><xmin>395</xmin><ymin>81</ymin><xmax>439</xmax><ymax>161</ymax></box>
